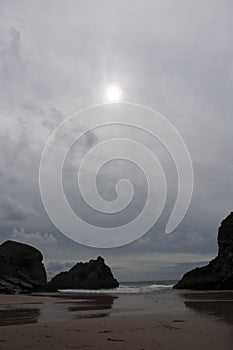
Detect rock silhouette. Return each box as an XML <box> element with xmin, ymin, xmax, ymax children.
<box><xmin>174</xmin><ymin>212</ymin><xmax>233</xmax><ymax>290</ymax></box>
<box><xmin>47</xmin><ymin>256</ymin><xmax>119</xmax><ymax>291</ymax></box>
<box><xmin>0</xmin><ymin>240</ymin><xmax>119</xmax><ymax>294</ymax></box>
<box><xmin>0</xmin><ymin>240</ymin><xmax>47</xmax><ymax>294</ymax></box>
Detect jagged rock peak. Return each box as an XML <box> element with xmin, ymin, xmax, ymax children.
<box><xmin>47</xmin><ymin>256</ymin><xmax>119</xmax><ymax>291</ymax></box>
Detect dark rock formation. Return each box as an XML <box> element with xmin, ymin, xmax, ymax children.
<box><xmin>47</xmin><ymin>256</ymin><xmax>119</xmax><ymax>291</ymax></box>
<box><xmin>0</xmin><ymin>240</ymin><xmax>118</xmax><ymax>294</ymax></box>
<box><xmin>174</xmin><ymin>212</ymin><xmax>233</xmax><ymax>290</ymax></box>
<box><xmin>0</xmin><ymin>240</ymin><xmax>47</xmax><ymax>294</ymax></box>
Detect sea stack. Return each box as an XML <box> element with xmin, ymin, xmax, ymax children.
<box><xmin>47</xmin><ymin>256</ymin><xmax>119</xmax><ymax>291</ymax></box>
<box><xmin>174</xmin><ymin>212</ymin><xmax>233</xmax><ymax>290</ymax></box>
<box><xmin>0</xmin><ymin>240</ymin><xmax>47</xmax><ymax>294</ymax></box>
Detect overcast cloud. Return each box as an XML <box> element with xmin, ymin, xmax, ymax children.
<box><xmin>0</xmin><ymin>0</ymin><xmax>232</xmax><ymax>281</ymax></box>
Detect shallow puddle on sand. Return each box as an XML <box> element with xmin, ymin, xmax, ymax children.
<box><xmin>0</xmin><ymin>294</ymin><xmax>116</xmax><ymax>326</ymax></box>
<box><xmin>0</xmin><ymin>308</ymin><xmax>41</xmax><ymax>326</ymax></box>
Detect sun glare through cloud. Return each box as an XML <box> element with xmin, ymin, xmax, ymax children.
<box><xmin>106</xmin><ymin>86</ymin><xmax>122</xmax><ymax>102</ymax></box>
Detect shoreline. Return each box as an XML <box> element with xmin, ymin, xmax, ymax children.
<box><xmin>0</xmin><ymin>290</ymin><xmax>232</xmax><ymax>349</ymax></box>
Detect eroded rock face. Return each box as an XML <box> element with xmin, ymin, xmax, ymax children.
<box><xmin>47</xmin><ymin>256</ymin><xmax>119</xmax><ymax>291</ymax></box>
<box><xmin>0</xmin><ymin>240</ymin><xmax>47</xmax><ymax>294</ymax></box>
<box><xmin>174</xmin><ymin>212</ymin><xmax>233</xmax><ymax>290</ymax></box>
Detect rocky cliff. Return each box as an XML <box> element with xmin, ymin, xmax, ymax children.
<box><xmin>174</xmin><ymin>212</ymin><xmax>233</xmax><ymax>290</ymax></box>
<box><xmin>0</xmin><ymin>240</ymin><xmax>47</xmax><ymax>294</ymax></box>
<box><xmin>47</xmin><ymin>256</ymin><xmax>119</xmax><ymax>291</ymax></box>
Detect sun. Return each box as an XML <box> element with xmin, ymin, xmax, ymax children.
<box><xmin>106</xmin><ymin>86</ymin><xmax>122</xmax><ymax>102</ymax></box>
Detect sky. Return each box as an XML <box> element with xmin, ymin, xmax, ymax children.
<box><xmin>0</xmin><ymin>0</ymin><xmax>232</xmax><ymax>281</ymax></box>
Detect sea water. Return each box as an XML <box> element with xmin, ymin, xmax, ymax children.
<box><xmin>59</xmin><ymin>280</ymin><xmax>177</xmax><ymax>294</ymax></box>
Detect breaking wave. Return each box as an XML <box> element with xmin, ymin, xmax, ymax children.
<box><xmin>59</xmin><ymin>281</ymin><xmax>175</xmax><ymax>294</ymax></box>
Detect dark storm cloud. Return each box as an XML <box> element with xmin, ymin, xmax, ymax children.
<box><xmin>0</xmin><ymin>196</ymin><xmax>37</xmax><ymax>221</ymax></box>
<box><xmin>0</xmin><ymin>0</ymin><xmax>232</xmax><ymax>279</ymax></box>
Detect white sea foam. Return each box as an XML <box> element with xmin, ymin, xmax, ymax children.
<box><xmin>59</xmin><ymin>282</ymin><xmax>174</xmax><ymax>294</ymax></box>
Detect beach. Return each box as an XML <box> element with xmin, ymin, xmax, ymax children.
<box><xmin>0</xmin><ymin>286</ymin><xmax>232</xmax><ymax>349</ymax></box>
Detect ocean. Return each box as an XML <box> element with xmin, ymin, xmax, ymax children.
<box><xmin>59</xmin><ymin>280</ymin><xmax>177</xmax><ymax>294</ymax></box>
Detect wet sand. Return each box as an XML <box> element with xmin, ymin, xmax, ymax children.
<box><xmin>0</xmin><ymin>291</ymin><xmax>232</xmax><ymax>349</ymax></box>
